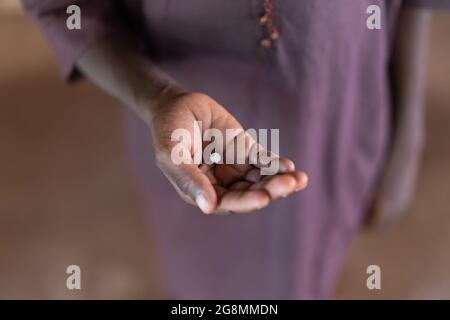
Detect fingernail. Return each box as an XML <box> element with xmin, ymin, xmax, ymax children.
<box><xmin>195</xmin><ymin>194</ymin><xmax>210</xmax><ymax>214</ymax></box>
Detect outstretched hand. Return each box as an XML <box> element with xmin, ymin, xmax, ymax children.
<box><xmin>150</xmin><ymin>92</ymin><xmax>308</xmax><ymax>214</ymax></box>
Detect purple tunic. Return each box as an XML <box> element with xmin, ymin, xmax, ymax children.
<box><xmin>22</xmin><ymin>0</ymin><xmax>449</xmax><ymax>299</ymax></box>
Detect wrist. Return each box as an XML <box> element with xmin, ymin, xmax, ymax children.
<box><xmin>136</xmin><ymin>82</ymin><xmax>188</xmax><ymax>126</ymax></box>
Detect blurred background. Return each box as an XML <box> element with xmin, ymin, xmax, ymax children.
<box><xmin>0</xmin><ymin>1</ymin><xmax>449</xmax><ymax>299</ymax></box>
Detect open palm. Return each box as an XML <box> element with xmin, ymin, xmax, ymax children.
<box><xmin>151</xmin><ymin>92</ymin><xmax>308</xmax><ymax>214</ymax></box>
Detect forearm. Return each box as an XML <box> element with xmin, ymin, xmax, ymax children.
<box><xmin>391</xmin><ymin>8</ymin><xmax>431</xmax><ymax>150</ymax></box>
<box><xmin>76</xmin><ymin>37</ymin><xmax>185</xmax><ymax>126</ymax></box>
<box><xmin>371</xmin><ymin>8</ymin><xmax>431</xmax><ymax>224</ymax></box>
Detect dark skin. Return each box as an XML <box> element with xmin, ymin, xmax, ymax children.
<box><xmin>77</xmin><ymin>8</ymin><xmax>429</xmax><ymax>221</ymax></box>
<box><xmin>77</xmin><ymin>40</ymin><xmax>308</xmax><ymax>214</ymax></box>
<box><xmin>150</xmin><ymin>91</ymin><xmax>307</xmax><ymax>214</ymax></box>
<box><xmin>366</xmin><ymin>8</ymin><xmax>430</xmax><ymax>227</ymax></box>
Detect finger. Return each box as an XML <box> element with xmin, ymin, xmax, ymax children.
<box><xmin>285</xmin><ymin>171</ymin><xmax>308</xmax><ymax>191</ymax></box>
<box><xmin>278</xmin><ymin>157</ymin><xmax>296</xmax><ymax>172</ymax></box>
<box><xmin>247</xmin><ymin>143</ymin><xmax>287</xmax><ymax>176</ymax></box>
<box><xmin>210</xmin><ymin>184</ymin><xmax>234</xmax><ymax>216</ymax></box>
<box><xmin>212</xmin><ymin>164</ymin><xmax>243</xmax><ymax>187</ymax></box>
<box><xmin>244</xmin><ymin>168</ymin><xmax>263</xmax><ymax>183</ymax></box>
<box><xmin>157</xmin><ymin>156</ymin><xmax>217</xmax><ymax>214</ymax></box>
<box><xmin>218</xmin><ymin>189</ymin><xmax>271</xmax><ymax>213</ymax></box>
<box><xmin>252</xmin><ymin>156</ymin><xmax>296</xmax><ymax>176</ymax></box>
<box><xmin>250</xmin><ymin>173</ymin><xmax>297</xmax><ymax>201</ymax></box>
<box><xmin>245</xmin><ymin>158</ymin><xmax>297</xmax><ymax>182</ymax></box>
<box><xmin>227</xmin><ymin>180</ymin><xmax>252</xmax><ymax>191</ymax></box>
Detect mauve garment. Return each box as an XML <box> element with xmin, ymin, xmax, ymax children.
<box><xmin>22</xmin><ymin>0</ymin><xmax>450</xmax><ymax>299</ymax></box>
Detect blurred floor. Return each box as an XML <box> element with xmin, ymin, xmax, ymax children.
<box><xmin>0</xmin><ymin>11</ymin><xmax>165</xmax><ymax>299</ymax></box>
<box><xmin>0</xmin><ymin>9</ymin><xmax>449</xmax><ymax>299</ymax></box>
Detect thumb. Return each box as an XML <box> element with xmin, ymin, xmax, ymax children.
<box><xmin>157</xmin><ymin>158</ymin><xmax>217</xmax><ymax>214</ymax></box>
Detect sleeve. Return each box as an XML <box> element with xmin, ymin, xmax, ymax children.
<box><xmin>404</xmin><ymin>0</ymin><xmax>450</xmax><ymax>9</ymax></box>
<box><xmin>21</xmin><ymin>0</ymin><xmax>129</xmax><ymax>82</ymax></box>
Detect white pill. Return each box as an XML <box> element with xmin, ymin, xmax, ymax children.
<box><xmin>210</xmin><ymin>152</ymin><xmax>222</xmax><ymax>164</ymax></box>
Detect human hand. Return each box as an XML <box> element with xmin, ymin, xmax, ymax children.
<box><xmin>149</xmin><ymin>92</ymin><xmax>308</xmax><ymax>214</ymax></box>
